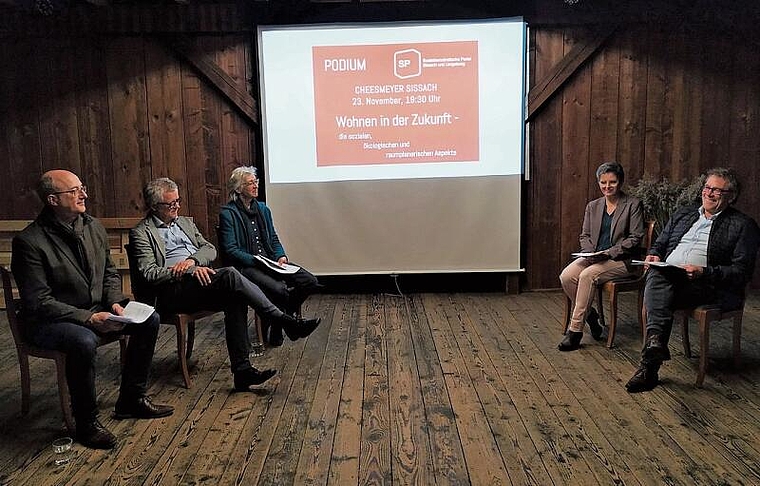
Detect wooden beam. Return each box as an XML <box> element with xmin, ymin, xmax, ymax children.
<box><xmin>166</xmin><ymin>36</ymin><xmax>259</xmax><ymax>126</ymax></box>
<box><xmin>526</xmin><ymin>23</ymin><xmax>618</xmax><ymax>121</ymax></box>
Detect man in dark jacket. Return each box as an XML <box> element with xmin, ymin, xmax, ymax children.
<box><xmin>12</xmin><ymin>170</ymin><xmax>173</xmax><ymax>449</ymax></box>
<box><xmin>626</xmin><ymin>167</ymin><xmax>760</xmax><ymax>392</ymax></box>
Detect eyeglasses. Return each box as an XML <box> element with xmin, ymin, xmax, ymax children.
<box><xmin>702</xmin><ymin>185</ymin><xmax>732</xmax><ymax>197</ymax></box>
<box><xmin>51</xmin><ymin>185</ymin><xmax>87</xmax><ymax>196</ymax></box>
<box><xmin>242</xmin><ymin>179</ymin><xmax>259</xmax><ymax>187</ymax></box>
<box><xmin>155</xmin><ymin>197</ymin><xmax>182</xmax><ymax>209</ymax></box>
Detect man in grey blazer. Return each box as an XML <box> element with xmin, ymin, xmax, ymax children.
<box><xmin>12</xmin><ymin>170</ymin><xmax>173</xmax><ymax>450</ymax></box>
<box><xmin>129</xmin><ymin>178</ymin><xmax>320</xmax><ymax>392</ymax></box>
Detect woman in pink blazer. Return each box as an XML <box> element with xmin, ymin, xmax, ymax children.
<box><xmin>558</xmin><ymin>162</ymin><xmax>645</xmax><ymax>351</ymax></box>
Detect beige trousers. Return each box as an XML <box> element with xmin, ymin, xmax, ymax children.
<box><xmin>559</xmin><ymin>258</ymin><xmax>632</xmax><ymax>333</ymax></box>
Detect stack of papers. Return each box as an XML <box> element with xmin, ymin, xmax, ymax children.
<box><xmin>108</xmin><ymin>301</ymin><xmax>155</xmax><ymax>324</ymax></box>
<box><xmin>254</xmin><ymin>254</ymin><xmax>301</xmax><ymax>274</ymax></box>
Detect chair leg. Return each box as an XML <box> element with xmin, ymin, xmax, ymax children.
<box><xmin>19</xmin><ymin>352</ymin><xmax>31</xmax><ymax>416</ymax></box>
<box><xmin>596</xmin><ymin>286</ymin><xmax>606</xmax><ymax>327</ymax></box>
<box><xmin>636</xmin><ymin>288</ymin><xmax>645</xmax><ymax>343</ymax></box>
<box><xmin>606</xmin><ymin>289</ymin><xmax>618</xmax><ymax>349</ymax></box>
<box><xmin>118</xmin><ymin>337</ymin><xmax>128</xmax><ymax>370</ymax></box>
<box><xmin>641</xmin><ymin>306</ymin><xmax>648</xmax><ymax>343</ymax></box>
<box><xmin>696</xmin><ymin>313</ymin><xmax>709</xmax><ymax>387</ymax></box>
<box><xmin>55</xmin><ymin>355</ymin><xmax>75</xmax><ymax>433</ymax></box>
<box><xmin>255</xmin><ymin>313</ymin><xmax>264</xmax><ymax>344</ymax></box>
<box><xmin>680</xmin><ymin>312</ymin><xmax>691</xmax><ymax>359</ymax></box>
<box><xmin>175</xmin><ymin>319</ymin><xmax>193</xmax><ymax>389</ymax></box>
<box><xmin>732</xmin><ymin>315</ymin><xmax>743</xmax><ymax>369</ymax></box>
<box><xmin>186</xmin><ymin>321</ymin><xmax>196</xmax><ymax>360</ymax></box>
<box><xmin>562</xmin><ymin>295</ymin><xmax>571</xmax><ymax>334</ymax></box>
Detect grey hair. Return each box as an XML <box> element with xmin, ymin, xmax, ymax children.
<box><xmin>595</xmin><ymin>162</ymin><xmax>625</xmax><ymax>187</ymax></box>
<box><xmin>705</xmin><ymin>167</ymin><xmax>740</xmax><ymax>204</ymax></box>
<box><xmin>36</xmin><ymin>174</ymin><xmax>58</xmax><ymax>202</ymax></box>
<box><xmin>143</xmin><ymin>177</ymin><xmax>178</xmax><ymax>210</ymax></box>
<box><xmin>227</xmin><ymin>166</ymin><xmax>258</xmax><ymax>201</ymax></box>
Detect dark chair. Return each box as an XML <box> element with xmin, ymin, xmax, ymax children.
<box><xmin>1</xmin><ymin>265</ymin><xmax>127</xmax><ymax>433</ymax></box>
<box><xmin>675</xmin><ymin>301</ymin><xmax>745</xmax><ymax>387</ymax></box>
<box><xmin>124</xmin><ymin>243</ymin><xmax>221</xmax><ymax>388</ymax></box>
<box><xmin>564</xmin><ymin>220</ymin><xmax>656</xmax><ymax>348</ymax></box>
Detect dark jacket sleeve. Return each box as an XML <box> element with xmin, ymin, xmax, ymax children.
<box><xmin>218</xmin><ymin>206</ymin><xmax>257</xmax><ymax>267</ymax></box>
<box><xmin>12</xmin><ymin>234</ymin><xmax>93</xmax><ymax>324</ymax></box>
<box><xmin>258</xmin><ymin>203</ymin><xmax>286</xmax><ymax>260</ymax></box>
<box><xmin>704</xmin><ymin>211</ymin><xmax>760</xmax><ymax>288</ymax></box>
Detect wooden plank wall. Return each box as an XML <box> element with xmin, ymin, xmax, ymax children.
<box><xmin>1</xmin><ymin>4</ymin><xmax>760</xmax><ymax>290</ymax></box>
<box><xmin>526</xmin><ymin>23</ymin><xmax>760</xmax><ymax>289</ymax></box>
<box><xmin>0</xmin><ymin>32</ymin><xmax>254</xmax><ymax>240</ymax></box>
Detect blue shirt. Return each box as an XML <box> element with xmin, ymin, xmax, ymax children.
<box><xmin>665</xmin><ymin>206</ymin><xmax>719</xmax><ymax>267</ymax></box>
<box><xmin>151</xmin><ymin>215</ymin><xmax>199</xmax><ymax>267</ymax></box>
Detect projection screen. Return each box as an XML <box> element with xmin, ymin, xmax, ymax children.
<box><xmin>257</xmin><ymin>18</ymin><xmax>526</xmax><ymax>275</ymax></box>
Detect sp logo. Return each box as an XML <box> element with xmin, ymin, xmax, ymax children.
<box><xmin>394</xmin><ymin>49</ymin><xmax>421</xmax><ymax>79</ymax></box>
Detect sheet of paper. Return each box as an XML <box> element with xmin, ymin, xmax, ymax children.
<box><xmin>108</xmin><ymin>301</ymin><xmax>155</xmax><ymax>324</ymax></box>
<box><xmin>254</xmin><ymin>254</ymin><xmax>301</xmax><ymax>274</ymax></box>
<box><xmin>571</xmin><ymin>251</ymin><xmax>607</xmax><ymax>258</ymax></box>
<box><xmin>631</xmin><ymin>259</ymin><xmax>684</xmax><ymax>269</ymax></box>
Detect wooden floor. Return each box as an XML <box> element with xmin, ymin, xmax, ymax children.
<box><xmin>2</xmin><ymin>290</ymin><xmax>760</xmax><ymax>485</ymax></box>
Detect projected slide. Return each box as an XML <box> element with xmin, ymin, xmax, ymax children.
<box><xmin>259</xmin><ymin>20</ymin><xmax>525</xmax><ymax>184</ymax></box>
<box><xmin>312</xmin><ymin>41</ymin><xmax>479</xmax><ymax>166</ymax></box>
<box><xmin>258</xmin><ymin>19</ymin><xmax>525</xmax><ymax>275</ymax></box>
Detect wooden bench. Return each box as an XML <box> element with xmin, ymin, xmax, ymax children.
<box><xmin>0</xmin><ymin>218</ymin><xmax>142</xmax><ymax>308</ymax></box>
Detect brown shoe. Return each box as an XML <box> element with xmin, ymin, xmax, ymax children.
<box><xmin>114</xmin><ymin>397</ymin><xmax>174</xmax><ymax>420</ymax></box>
<box><xmin>76</xmin><ymin>419</ymin><xmax>118</xmax><ymax>449</ymax></box>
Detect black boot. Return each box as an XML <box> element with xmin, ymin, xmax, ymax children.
<box><xmin>586</xmin><ymin>307</ymin><xmax>604</xmax><ymax>341</ymax></box>
<box><xmin>558</xmin><ymin>331</ymin><xmax>583</xmax><ymax>351</ymax></box>
<box><xmin>625</xmin><ymin>361</ymin><xmax>660</xmax><ymax>392</ymax></box>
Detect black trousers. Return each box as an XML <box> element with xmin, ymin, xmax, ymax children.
<box><xmin>643</xmin><ymin>267</ymin><xmax>714</xmax><ymax>346</ymax></box>
<box><xmin>27</xmin><ymin>312</ymin><xmax>160</xmax><ymax>426</ymax></box>
<box><xmin>239</xmin><ymin>264</ymin><xmax>320</xmax><ymax>316</ymax></box>
<box><xmin>154</xmin><ymin>266</ymin><xmax>284</xmax><ymax>372</ymax></box>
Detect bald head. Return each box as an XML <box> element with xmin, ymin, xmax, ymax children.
<box><xmin>38</xmin><ymin>170</ymin><xmax>88</xmax><ymax>221</ymax></box>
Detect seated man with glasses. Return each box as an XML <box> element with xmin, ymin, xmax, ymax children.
<box><xmin>129</xmin><ymin>178</ymin><xmax>321</xmax><ymax>392</ymax></box>
<box><xmin>12</xmin><ymin>170</ymin><xmax>173</xmax><ymax>449</ymax></box>
<box><xmin>219</xmin><ymin>166</ymin><xmax>322</xmax><ymax>346</ymax></box>
<box><xmin>626</xmin><ymin>167</ymin><xmax>760</xmax><ymax>392</ymax></box>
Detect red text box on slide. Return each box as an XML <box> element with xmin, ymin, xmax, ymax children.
<box><xmin>312</xmin><ymin>41</ymin><xmax>479</xmax><ymax>166</ymax></box>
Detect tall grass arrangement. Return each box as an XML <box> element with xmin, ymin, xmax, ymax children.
<box><xmin>628</xmin><ymin>175</ymin><xmax>704</xmax><ymax>235</ymax></box>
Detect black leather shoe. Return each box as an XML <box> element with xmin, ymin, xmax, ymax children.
<box><xmin>586</xmin><ymin>307</ymin><xmax>604</xmax><ymax>341</ymax></box>
<box><xmin>282</xmin><ymin>316</ymin><xmax>322</xmax><ymax>341</ymax></box>
<box><xmin>114</xmin><ymin>397</ymin><xmax>174</xmax><ymax>420</ymax></box>
<box><xmin>76</xmin><ymin>419</ymin><xmax>118</xmax><ymax>449</ymax></box>
<box><xmin>558</xmin><ymin>331</ymin><xmax>583</xmax><ymax>351</ymax></box>
<box><xmin>234</xmin><ymin>367</ymin><xmax>277</xmax><ymax>391</ymax></box>
<box><xmin>625</xmin><ymin>362</ymin><xmax>660</xmax><ymax>392</ymax></box>
<box><xmin>642</xmin><ymin>333</ymin><xmax>669</xmax><ymax>363</ymax></box>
